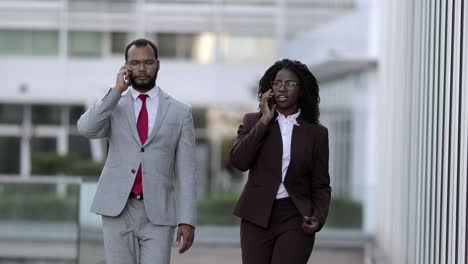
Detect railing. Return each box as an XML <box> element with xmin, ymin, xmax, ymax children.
<box><xmin>0</xmin><ymin>176</ymin><xmax>82</xmax><ymax>264</ymax></box>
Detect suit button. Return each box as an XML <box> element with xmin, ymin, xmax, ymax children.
<box><xmin>141</xmin><ymin>148</ymin><xmax>145</xmax><ymax>152</ymax></box>
<box><xmin>131</xmin><ymin>169</ymin><xmax>136</xmax><ymax>173</ymax></box>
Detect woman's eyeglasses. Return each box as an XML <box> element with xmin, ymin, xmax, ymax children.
<box><xmin>271</xmin><ymin>80</ymin><xmax>299</xmax><ymax>90</ymax></box>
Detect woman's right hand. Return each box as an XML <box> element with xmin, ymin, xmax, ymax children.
<box><xmin>260</xmin><ymin>89</ymin><xmax>276</xmax><ymax>125</ymax></box>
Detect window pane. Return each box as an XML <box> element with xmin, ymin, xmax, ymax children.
<box><xmin>31</xmin><ymin>137</ymin><xmax>57</xmax><ymax>153</ymax></box>
<box><xmin>192</xmin><ymin>33</ymin><xmax>214</xmax><ymax>63</ymax></box>
<box><xmin>31</xmin><ymin>137</ymin><xmax>57</xmax><ymax>175</ymax></box>
<box><xmin>69</xmin><ymin>105</ymin><xmax>85</xmax><ymax>125</ymax></box>
<box><xmin>69</xmin><ymin>31</ymin><xmax>103</xmax><ymax>57</ymax></box>
<box><xmin>177</xmin><ymin>34</ymin><xmax>195</xmax><ymax>59</ymax></box>
<box><xmin>157</xmin><ymin>33</ymin><xmax>177</xmax><ymax>58</ymax></box>
<box><xmin>69</xmin><ymin>135</ymin><xmax>91</xmax><ymax>159</ymax></box>
<box><xmin>0</xmin><ymin>104</ymin><xmax>23</xmax><ymax>124</ymax></box>
<box><xmin>0</xmin><ymin>30</ymin><xmax>59</xmax><ymax>56</ymax></box>
<box><xmin>111</xmin><ymin>32</ymin><xmax>128</xmax><ymax>54</ymax></box>
<box><xmin>31</xmin><ymin>31</ymin><xmax>59</xmax><ymax>55</ymax></box>
<box><xmin>0</xmin><ymin>137</ymin><xmax>20</xmax><ymax>174</ymax></box>
<box><xmin>32</xmin><ymin>105</ymin><xmax>61</xmax><ymax>125</ymax></box>
<box><xmin>220</xmin><ymin>34</ymin><xmax>275</xmax><ymax>63</ymax></box>
<box><xmin>0</xmin><ymin>30</ymin><xmax>26</xmax><ymax>55</ymax></box>
<box><xmin>192</xmin><ymin>107</ymin><xmax>207</xmax><ymax>129</ymax></box>
<box><xmin>154</xmin><ymin>32</ymin><xmax>214</xmax><ymax>62</ymax></box>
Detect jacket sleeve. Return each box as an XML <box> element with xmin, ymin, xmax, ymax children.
<box><xmin>77</xmin><ymin>88</ymin><xmax>121</xmax><ymax>139</ymax></box>
<box><xmin>175</xmin><ymin>106</ymin><xmax>197</xmax><ymax>227</ymax></box>
<box><xmin>310</xmin><ymin>127</ymin><xmax>332</xmax><ymax>231</ymax></box>
<box><xmin>230</xmin><ymin>114</ymin><xmax>269</xmax><ymax>171</ymax></box>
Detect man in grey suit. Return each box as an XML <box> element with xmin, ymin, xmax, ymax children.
<box><xmin>77</xmin><ymin>38</ymin><xmax>197</xmax><ymax>264</ymax></box>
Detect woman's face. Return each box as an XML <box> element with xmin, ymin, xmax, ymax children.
<box><xmin>272</xmin><ymin>69</ymin><xmax>301</xmax><ymax>115</ymax></box>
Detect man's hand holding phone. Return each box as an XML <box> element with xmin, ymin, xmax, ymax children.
<box><xmin>114</xmin><ymin>65</ymin><xmax>132</xmax><ymax>94</ymax></box>
<box><xmin>260</xmin><ymin>89</ymin><xmax>276</xmax><ymax>125</ymax></box>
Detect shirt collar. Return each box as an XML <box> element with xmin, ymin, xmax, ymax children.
<box><xmin>130</xmin><ymin>86</ymin><xmax>159</xmax><ymax>101</ymax></box>
<box><xmin>276</xmin><ymin>110</ymin><xmax>301</xmax><ymax>126</ymax></box>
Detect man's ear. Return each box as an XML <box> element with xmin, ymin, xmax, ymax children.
<box><xmin>155</xmin><ymin>59</ymin><xmax>160</xmax><ymax>71</ymax></box>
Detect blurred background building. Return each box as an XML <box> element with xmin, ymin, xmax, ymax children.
<box><xmin>0</xmin><ymin>0</ymin><xmax>467</xmax><ymax>263</ymax></box>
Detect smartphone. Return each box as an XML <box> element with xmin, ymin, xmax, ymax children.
<box><xmin>268</xmin><ymin>96</ymin><xmax>276</xmax><ymax>108</ymax></box>
<box><xmin>123</xmin><ymin>74</ymin><xmax>131</xmax><ymax>86</ymax></box>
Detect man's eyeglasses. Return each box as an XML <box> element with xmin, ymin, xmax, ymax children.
<box><xmin>126</xmin><ymin>60</ymin><xmax>157</xmax><ymax>70</ymax></box>
<box><xmin>271</xmin><ymin>80</ymin><xmax>299</xmax><ymax>90</ymax></box>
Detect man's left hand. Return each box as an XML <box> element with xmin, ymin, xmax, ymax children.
<box><xmin>176</xmin><ymin>224</ymin><xmax>195</xmax><ymax>254</ymax></box>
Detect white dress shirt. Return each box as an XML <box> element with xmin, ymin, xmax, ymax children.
<box><xmin>275</xmin><ymin>110</ymin><xmax>301</xmax><ymax>199</ymax></box>
<box><xmin>130</xmin><ymin>86</ymin><xmax>159</xmax><ymax>137</ymax></box>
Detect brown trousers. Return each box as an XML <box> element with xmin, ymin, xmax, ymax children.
<box><xmin>240</xmin><ymin>198</ymin><xmax>315</xmax><ymax>264</ymax></box>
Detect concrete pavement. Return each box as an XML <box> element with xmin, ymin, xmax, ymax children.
<box><xmin>0</xmin><ymin>222</ymin><xmax>369</xmax><ymax>264</ymax></box>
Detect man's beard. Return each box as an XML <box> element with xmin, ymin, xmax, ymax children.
<box><xmin>131</xmin><ymin>73</ymin><xmax>157</xmax><ymax>92</ymax></box>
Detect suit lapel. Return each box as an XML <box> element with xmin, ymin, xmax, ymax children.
<box><xmin>122</xmin><ymin>92</ymin><xmax>141</xmax><ymax>145</ymax></box>
<box><xmin>143</xmin><ymin>88</ymin><xmax>171</xmax><ymax>147</ymax></box>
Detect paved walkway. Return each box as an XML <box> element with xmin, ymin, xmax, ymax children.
<box><xmin>173</xmin><ymin>246</ymin><xmax>364</xmax><ymax>264</ymax></box>
<box><xmin>76</xmin><ymin>243</ymin><xmax>364</xmax><ymax>264</ymax></box>
<box><xmin>0</xmin><ymin>222</ymin><xmax>369</xmax><ymax>264</ymax></box>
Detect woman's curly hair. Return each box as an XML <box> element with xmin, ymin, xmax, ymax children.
<box><xmin>258</xmin><ymin>59</ymin><xmax>320</xmax><ymax>123</ymax></box>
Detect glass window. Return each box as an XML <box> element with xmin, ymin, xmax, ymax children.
<box><xmin>31</xmin><ymin>137</ymin><xmax>58</xmax><ymax>175</ymax></box>
<box><xmin>154</xmin><ymin>33</ymin><xmax>215</xmax><ymax>63</ymax></box>
<box><xmin>157</xmin><ymin>33</ymin><xmax>178</xmax><ymax>58</ymax></box>
<box><xmin>69</xmin><ymin>31</ymin><xmax>103</xmax><ymax>57</ymax></box>
<box><xmin>0</xmin><ymin>30</ymin><xmax>59</xmax><ymax>56</ymax></box>
<box><xmin>31</xmin><ymin>31</ymin><xmax>59</xmax><ymax>55</ymax></box>
<box><xmin>155</xmin><ymin>32</ymin><xmax>214</xmax><ymax>63</ymax></box>
<box><xmin>31</xmin><ymin>137</ymin><xmax>57</xmax><ymax>154</ymax></box>
<box><xmin>69</xmin><ymin>105</ymin><xmax>85</xmax><ymax>126</ymax></box>
<box><xmin>31</xmin><ymin>105</ymin><xmax>62</xmax><ymax>125</ymax></box>
<box><xmin>70</xmin><ymin>0</ymin><xmax>133</xmax><ymax>2</ymax></box>
<box><xmin>193</xmin><ymin>33</ymin><xmax>215</xmax><ymax>63</ymax></box>
<box><xmin>192</xmin><ymin>107</ymin><xmax>207</xmax><ymax>129</ymax></box>
<box><xmin>0</xmin><ymin>30</ymin><xmax>25</xmax><ymax>55</ymax></box>
<box><xmin>0</xmin><ymin>137</ymin><xmax>20</xmax><ymax>174</ymax></box>
<box><xmin>0</xmin><ymin>104</ymin><xmax>23</xmax><ymax>124</ymax></box>
<box><xmin>69</xmin><ymin>135</ymin><xmax>91</xmax><ymax>159</ymax></box>
<box><xmin>111</xmin><ymin>32</ymin><xmax>129</xmax><ymax>55</ymax></box>
<box><xmin>220</xmin><ymin>34</ymin><xmax>275</xmax><ymax>63</ymax></box>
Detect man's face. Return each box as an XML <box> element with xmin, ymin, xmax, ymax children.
<box><xmin>126</xmin><ymin>45</ymin><xmax>159</xmax><ymax>92</ymax></box>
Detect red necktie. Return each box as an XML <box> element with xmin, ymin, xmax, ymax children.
<box><xmin>131</xmin><ymin>94</ymin><xmax>148</xmax><ymax>195</ymax></box>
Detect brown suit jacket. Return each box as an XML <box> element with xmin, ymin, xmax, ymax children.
<box><xmin>230</xmin><ymin>112</ymin><xmax>331</xmax><ymax>230</ymax></box>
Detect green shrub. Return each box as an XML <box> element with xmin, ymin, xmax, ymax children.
<box><xmin>197</xmin><ymin>193</ymin><xmax>363</xmax><ymax>228</ymax></box>
<box><xmin>197</xmin><ymin>192</ymin><xmax>240</xmax><ymax>225</ymax></box>
<box><xmin>326</xmin><ymin>197</ymin><xmax>362</xmax><ymax>228</ymax></box>
<box><xmin>67</xmin><ymin>159</ymin><xmax>104</xmax><ymax>177</ymax></box>
<box><xmin>31</xmin><ymin>152</ymin><xmax>102</xmax><ymax>178</ymax></box>
<box><xmin>0</xmin><ymin>184</ymin><xmax>80</xmax><ymax>221</ymax></box>
<box><xmin>31</xmin><ymin>153</ymin><xmax>78</xmax><ymax>175</ymax></box>
<box><xmin>0</xmin><ymin>195</ymin><xmax>79</xmax><ymax>221</ymax></box>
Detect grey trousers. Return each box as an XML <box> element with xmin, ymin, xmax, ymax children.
<box><xmin>101</xmin><ymin>198</ymin><xmax>175</xmax><ymax>264</ymax></box>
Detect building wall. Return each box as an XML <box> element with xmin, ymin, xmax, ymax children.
<box><xmin>376</xmin><ymin>0</ymin><xmax>467</xmax><ymax>263</ymax></box>
<box><xmin>1</xmin><ymin>58</ymin><xmax>264</xmax><ymax>106</ymax></box>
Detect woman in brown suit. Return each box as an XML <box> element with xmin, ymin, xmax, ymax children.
<box><xmin>230</xmin><ymin>59</ymin><xmax>331</xmax><ymax>264</ymax></box>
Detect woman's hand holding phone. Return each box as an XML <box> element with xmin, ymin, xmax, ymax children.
<box><xmin>260</xmin><ymin>89</ymin><xmax>276</xmax><ymax>125</ymax></box>
<box><xmin>114</xmin><ymin>65</ymin><xmax>132</xmax><ymax>94</ymax></box>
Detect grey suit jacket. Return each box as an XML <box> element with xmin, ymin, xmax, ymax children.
<box><xmin>77</xmin><ymin>88</ymin><xmax>197</xmax><ymax>227</ymax></box>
